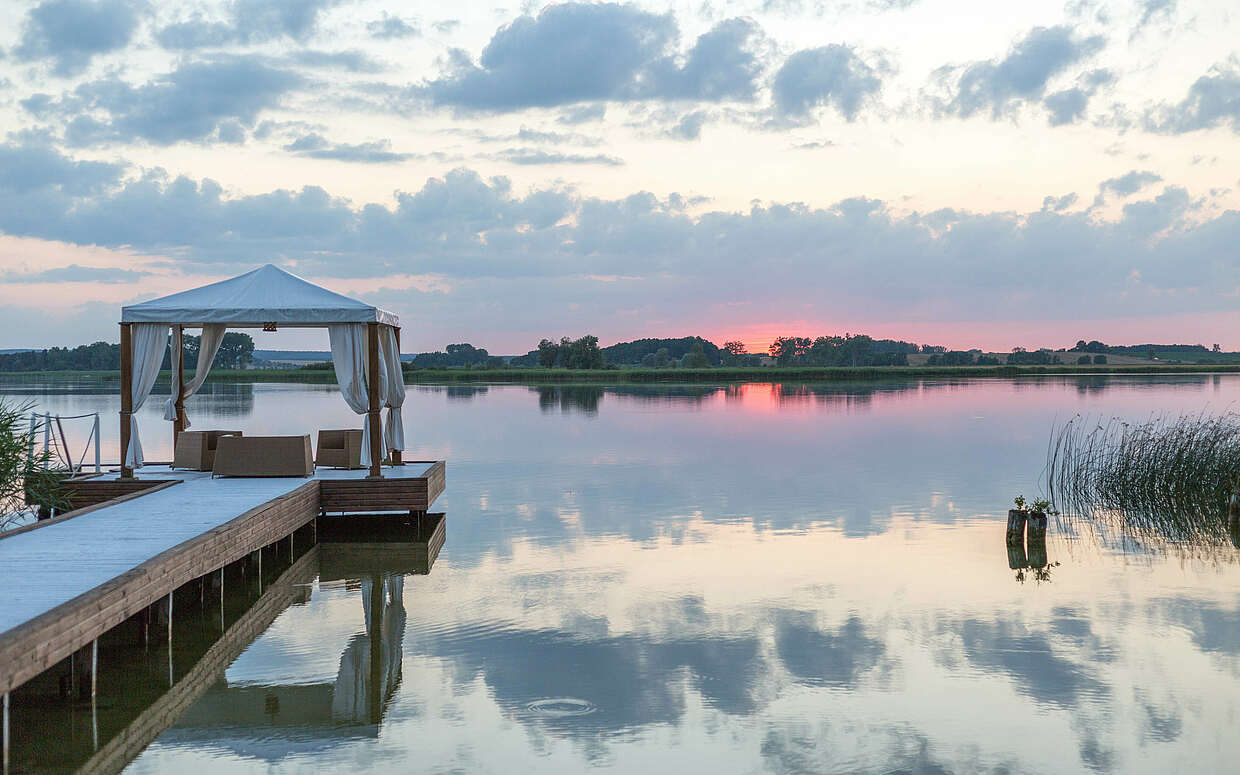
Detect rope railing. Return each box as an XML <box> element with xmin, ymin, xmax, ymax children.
<box><xmin>28</xmin><ymin>412</ymin><xmax>101</xmax><ymax>474</ymax></box>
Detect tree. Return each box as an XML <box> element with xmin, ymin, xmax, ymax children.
<box><xmin>768</xmin><ymin>336</ymin><xmax>811</xmax><ymax>364</ymax></box>
<box><xmin>601</xmin><ymin>337</ymin><xmax>723</xmax><ymax>366</ymax></box>
<box><xmin>929</xmin><ymin>351</ymin><xmax>975</xmax><ymax>366</ymax></box>
<box><xmin>681</xmin><ymin>342</ymin><xmax>709</xmax><ymax>368</ymax></box>
<box><xmin>216</xmin><ymin>332</ymin><xmax>255</xmax><ymax>369</ymax></box>
<box><xmin>564</xmin><ymin>335</ymin><xmax>605</xmax><ymax>369</ymax></box>
<box><xmin>1077</xmin><ymin>355</ymin><xmax>1092</xmax><ymax>364</ymax></box>
<box><xmin>724</xmin><ymin>341</ymin><xmax>747</xmax><ymax>356</ymax></box>
<box><xmin>411</xmin><ymin>343</ymin><xmax>493</xmax><ymax>368</ymax></box>
<box><xmin>1093</xmin><ymin>354</ymin><xmax>1107</xmax><ymax>364</ymax></box>
<box><xmin>1214</xmin><ymin>344</ymin><xmax>1222</xmax><ymax>353</ymax></box>
<box><xmin>537</xmin><ymin>339</ymin><xmax>560</xmax><ymax>368</ymax></box>
<box><xmin>652</xmin><ymin>348</ymin><xmax>671</xmax><ymax>368</ymax></box>
<box><xmin>807</xmin><ymin>336</ymin><xmax>844</xmax><ymax>365</ymax></box>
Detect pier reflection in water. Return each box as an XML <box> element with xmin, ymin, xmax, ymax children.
<box><xmin>4</xmin><ymin>375</ymin><xmax>1240</xmax><ymax>773</ymax></box>
<box><xmin>9</xmin><ymin>517</ymin><xmax>443</xmax><ymax>775</ymax></box>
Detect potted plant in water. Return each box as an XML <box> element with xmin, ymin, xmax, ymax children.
<box><xmin>1008</xmin><ymin>495</ymin><xmax>1055</xmax><ymax>541</ymax></box>
<box><xmin>1027</xmin><ymin>498</ymin><xmax>1052</xmax><ymax>532</ymax></box>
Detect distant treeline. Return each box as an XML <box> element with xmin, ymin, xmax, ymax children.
<box><xmin>4</xmin><ymin>332</ymin><xmax>1236</xmax><ymax>373</ymax></box>
<box><xmin>408</xmin><ymin>343</ymin><xmax>505</xmax><ymax>369</ymax></box>
<box><xmin>0</xmin><ymin>333</ymin><xmax>255</xmax><ymax>372</ymax></box>
<box><xmin>766</xmin><ymin>335</ymin><xmax>917</xmax><ymax>367</ymax></box>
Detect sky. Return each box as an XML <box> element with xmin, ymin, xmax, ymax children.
<box><xmin>0</xmin><ymin>0</ymin><xmax>1236</xmax><ymax>354</ymax></box>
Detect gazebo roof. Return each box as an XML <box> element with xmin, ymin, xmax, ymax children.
<box><xmin>121</xmin><ymin>264</ymin><xmax>398</xmax><ymax>327</ymax></box>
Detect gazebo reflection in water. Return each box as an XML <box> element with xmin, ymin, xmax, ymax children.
<box><xmin>10</xmin><ymin>514</ymin><xmax>445</xmax><ymax>773</ymax></box>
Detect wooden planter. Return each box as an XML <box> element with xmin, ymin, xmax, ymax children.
<box><xmin>1005</xmin><ymin>509</ymin><xmax>1027</xmax><ymax>543</ymax></box>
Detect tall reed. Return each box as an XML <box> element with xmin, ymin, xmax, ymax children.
<box><xmin>1046</xmin><ymin>412</ymin><xmax>1240</xmax><ymax>544</ymax></box>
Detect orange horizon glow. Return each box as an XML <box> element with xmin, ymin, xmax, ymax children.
<box><xmin>690</xmin><ymin>310</ymin><xmax>1240</xmax><ymax>357</ymax></box>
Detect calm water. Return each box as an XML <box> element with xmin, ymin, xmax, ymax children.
<box><xmin>5</xmin><ymin>375</ymin><xmax>1240</xmax><ymax>773</ymax></box>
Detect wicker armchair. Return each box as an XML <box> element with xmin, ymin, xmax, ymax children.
<box><xmin>316</xmin><ymin>429</ymin><xmax>364</xmax><ymax>469</ymax></box>
<box><xmin>172</xmin><ymin>430</ymin><xmax>243</xmax><ymax>471</ymax></box>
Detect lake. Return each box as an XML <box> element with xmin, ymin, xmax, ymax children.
<box><xmin>4</xmin><ymin>375</ymin><xmax>1239</xmax><ymax>773</ymax></box>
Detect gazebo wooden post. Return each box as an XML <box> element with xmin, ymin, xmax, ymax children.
<box><xmin>366</xmin><ymin>322</ymin><xmax>383</xmax><ymax>478</ymax></box>
<box><xmin>119</xmin><ymin>323</ymin><xmax>133</xmax><ymax>479</ymax></box>
<box><xmin>172</xmin><ymin>325</ymin><xmax>185</xmax><ymax>447</ymax></box>
<box><xmin>391</xmin><ymin>326</ymin><xmax>402</xmax><ymax>465</ymax></box>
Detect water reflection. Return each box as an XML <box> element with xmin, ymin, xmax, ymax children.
<box><xmin>535</xmin><ymin>385</ymin><xmax>604</xmax><ymax>414</ymax></box>
<box><xmin>6</xmin><ymin>519</ymin><xmax>443</xmax><ymax>775</ymax></box>
<box><xmin>4</xmin><ymin>375</ymin><xmax>1240</xmax><ymax>773</ymax></box>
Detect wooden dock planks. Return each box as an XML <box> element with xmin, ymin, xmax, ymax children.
<box><xmin>0</xmin><ymin>462</ymin><xmax>444</xmax><ymax>697</ymax></box>
<box><xmin>75</xmin><ymin>547</ymin><xmax>321</xmax><ymax>775</ymax></box>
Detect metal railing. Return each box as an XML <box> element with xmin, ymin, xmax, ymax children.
<box><xmin>28</xmin><ymin>412</ymin><xmax>101</xmax><ymax>474</ymax></box>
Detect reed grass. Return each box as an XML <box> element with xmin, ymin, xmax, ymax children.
<box><xmin>1046</xmin><ymin>412</ymin><xmax>1240</xmax><ymax>544</ymax></box>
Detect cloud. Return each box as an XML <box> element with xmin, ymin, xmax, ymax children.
<box><xmin>0</xmin><ymin>142</ymin><xmax>124</xmax><ymax>194</ymax></box>
<box><xmin>3</xmin><ymin>264</ymin><xmax>149</xmax><ymax>283</ymax></box>
<box><xmin>1043</xmin><ymin>88</ymin><xmax>1089</xmax><ymax>125</ymax></box>
<box><xmin>1041</xmin><ymin>192</ymin><xmax>1079</xmax><ymax>212</ymax></box>
<box><xmin>458</xmin><ymin>127</ymin><xmax>603</xmax><ymax>146</ymax></box>
<box><xmin>667</xmin><ymin>110</ymin><xmax>709</xmax><ymax>140</ymax></box>
<box><xmin>1132</xmin><ymin>0</ymin><xmax>1176</xmax><ymax>38</ymax></box>
<box><xmin>420</xmin><ymin>4</ymin><xmax>764</xmax><ymax>112</ymax></box>
<box><xmin>646</xmin><ymin>17</ymin><xmax>765</xmax><ymax>102</ymax></box>
<box><xmin>282</xmin><ymin>133</ymin><xmax>413</xmax><ymax>163</ymax></box>
<box><xmin>1043</xmin><ymin>69</ymin><xmax>1114</xmax><ymax>126</ymax></box>
<box><xmin>933</xmin><ymin>26</ymin><xmax>1106</xmax><ymax>122</ymax></box>
<box><xmin>1098</xmin><ymin>170</ymin><xmax>1163</xmax><ymax>199</ymax></box>
<box><xmin>488</xmin><ymin>148</ymin><xmax>625</xmax><ymax>166</ymax></box>
<box><xmin>367</xmin><ymin>14</ymin><xmax>419</xmax><ymax>39</ymax></box>
<box><xmin>558</xmin><ymin>103</ymin><xmax>607</xmax><ymax>125</ymax></box>
<box><xmin>770</xmin><ymin>45</ymin><xmax>884</xmax><ymax>123</ymax></box>
<box><xmin>958</xmin><ymin>618</ymin><xmax>1106</xmax><ymax>707</ymax></box>
<box><xmin>155</xmin><ymin>0</ymin><xmax>342</xmax><ymax>49</ymax></box>
<box><xmin>35</xmin><ymin>57</ymin><xmax>303</xmax><ymax>146</ymax></box>
<box><xmin>774</xmin><ymin>613</ymin><xmax>885</xmax><ymax>687</ymax></box>
<box><xmin>1144</xmin><ymin>62</ymin><xmax>1240</xmax><ymax>134</ymax></box>
<box><xmin>15</xmin><ymin>0</ymin><xmax>140</xmax><ymax>77</ymax></box>
<box><xmin>0</xmin><ymin>150</ymin><xmax>1233</xmax><ymax>328</ymax></box>
<box><xmin>281</xmin><ymin>49</ymin><xmax>384</xmax><ymax>73</ymax></box>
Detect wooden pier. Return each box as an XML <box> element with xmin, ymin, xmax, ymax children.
<box><xmin>0</xmin><ymin>462</ymin><xmax>444</xmax><ymax>702</ymax></box>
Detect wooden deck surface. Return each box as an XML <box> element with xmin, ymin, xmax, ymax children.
<box><xmin>0</xmin><ymin>462</ymin><xmax>442</xmax><ymax>695</ymax></box>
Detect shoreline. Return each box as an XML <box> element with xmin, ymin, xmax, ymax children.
<box><xmin>2</xmin><ymin>363</ymin><xmax>1239</xmax><ymax>385</ymax></box>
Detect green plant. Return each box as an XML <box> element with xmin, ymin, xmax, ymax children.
<box><xmin>1030</xmin><ymin>498</ymin><xmax>1056</xmax><ymax>515</ymax></box>
<box><xmin>1</xmin><ymin>399</ymin><xmax>65</xmax><ymax>531</ymax></box>
<box><xmin>1047</xmin><ymin>412</ymin><xmax>1240</xmax><ymax>544</ymax></box>
<box><xmin>1012</xmin><ymin>494</ymin><xmax>1056</xmax><ymax>515</ymax></box>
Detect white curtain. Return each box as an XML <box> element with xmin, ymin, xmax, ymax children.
<box><xmin>329</xmin><ymin>324</ymin><xmax>378</xmax><ymax>467</ymax></box>
<box><xmin>163</xmin><ymin>324</ymin><xmax>225</xmax><ymax>429</ymax></box>
<box><xmin>125</xmin><ymin>323</ymin><xmax>170</xmax><ymax>469</ymax></box>
<box><xmin>379</xmin><ymin>327</ymin><xmax>405</xmax><ymax>456</ymax></box>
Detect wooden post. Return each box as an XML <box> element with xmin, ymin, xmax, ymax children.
<box><xmin>367</xmin><ymin>574</ymin><xmax>383</xmax><ymax>724</ymax></box>
<box><xmin>90</xmin><ymin>638</ymin><xmax>98</xmax><ymax>751</ymax></box>
<box><xmin>172</xmin><ymin>325</ymin><xmax>186</xmax><ymax>446</ymax></box>
<box><xmin>3</xmin><ymin>691</ymin><xmax>9</xmax><ymax>775</ymax></box>
<box><xmin>119</xmin><ymin>323</ymin><xmax>133</xmax><ymax>479</ymax></box>
<box><xmin>367</xmin><ymin>322</ymin><xmax>383</xmax><ymax>478</ymax></box>
<box><xmin>391</xmin><ymin>326</ymin><xmax>402</xmax><ymax>465</ymax></box>
<box><xmin>1026</xmin><ymin>510</ymin><xmax>1048</xmax><ymax>569</ymax></box>
<box><xmin>1005</xmin><ymin>509</ymin><xmax>1026</xmax><ymax>544</ymax></box>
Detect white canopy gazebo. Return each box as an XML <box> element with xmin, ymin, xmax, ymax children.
<box><xmin>118</xmin><ymin>264</ymin><xmax>405</xmax><ymax>479</ymax></box>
